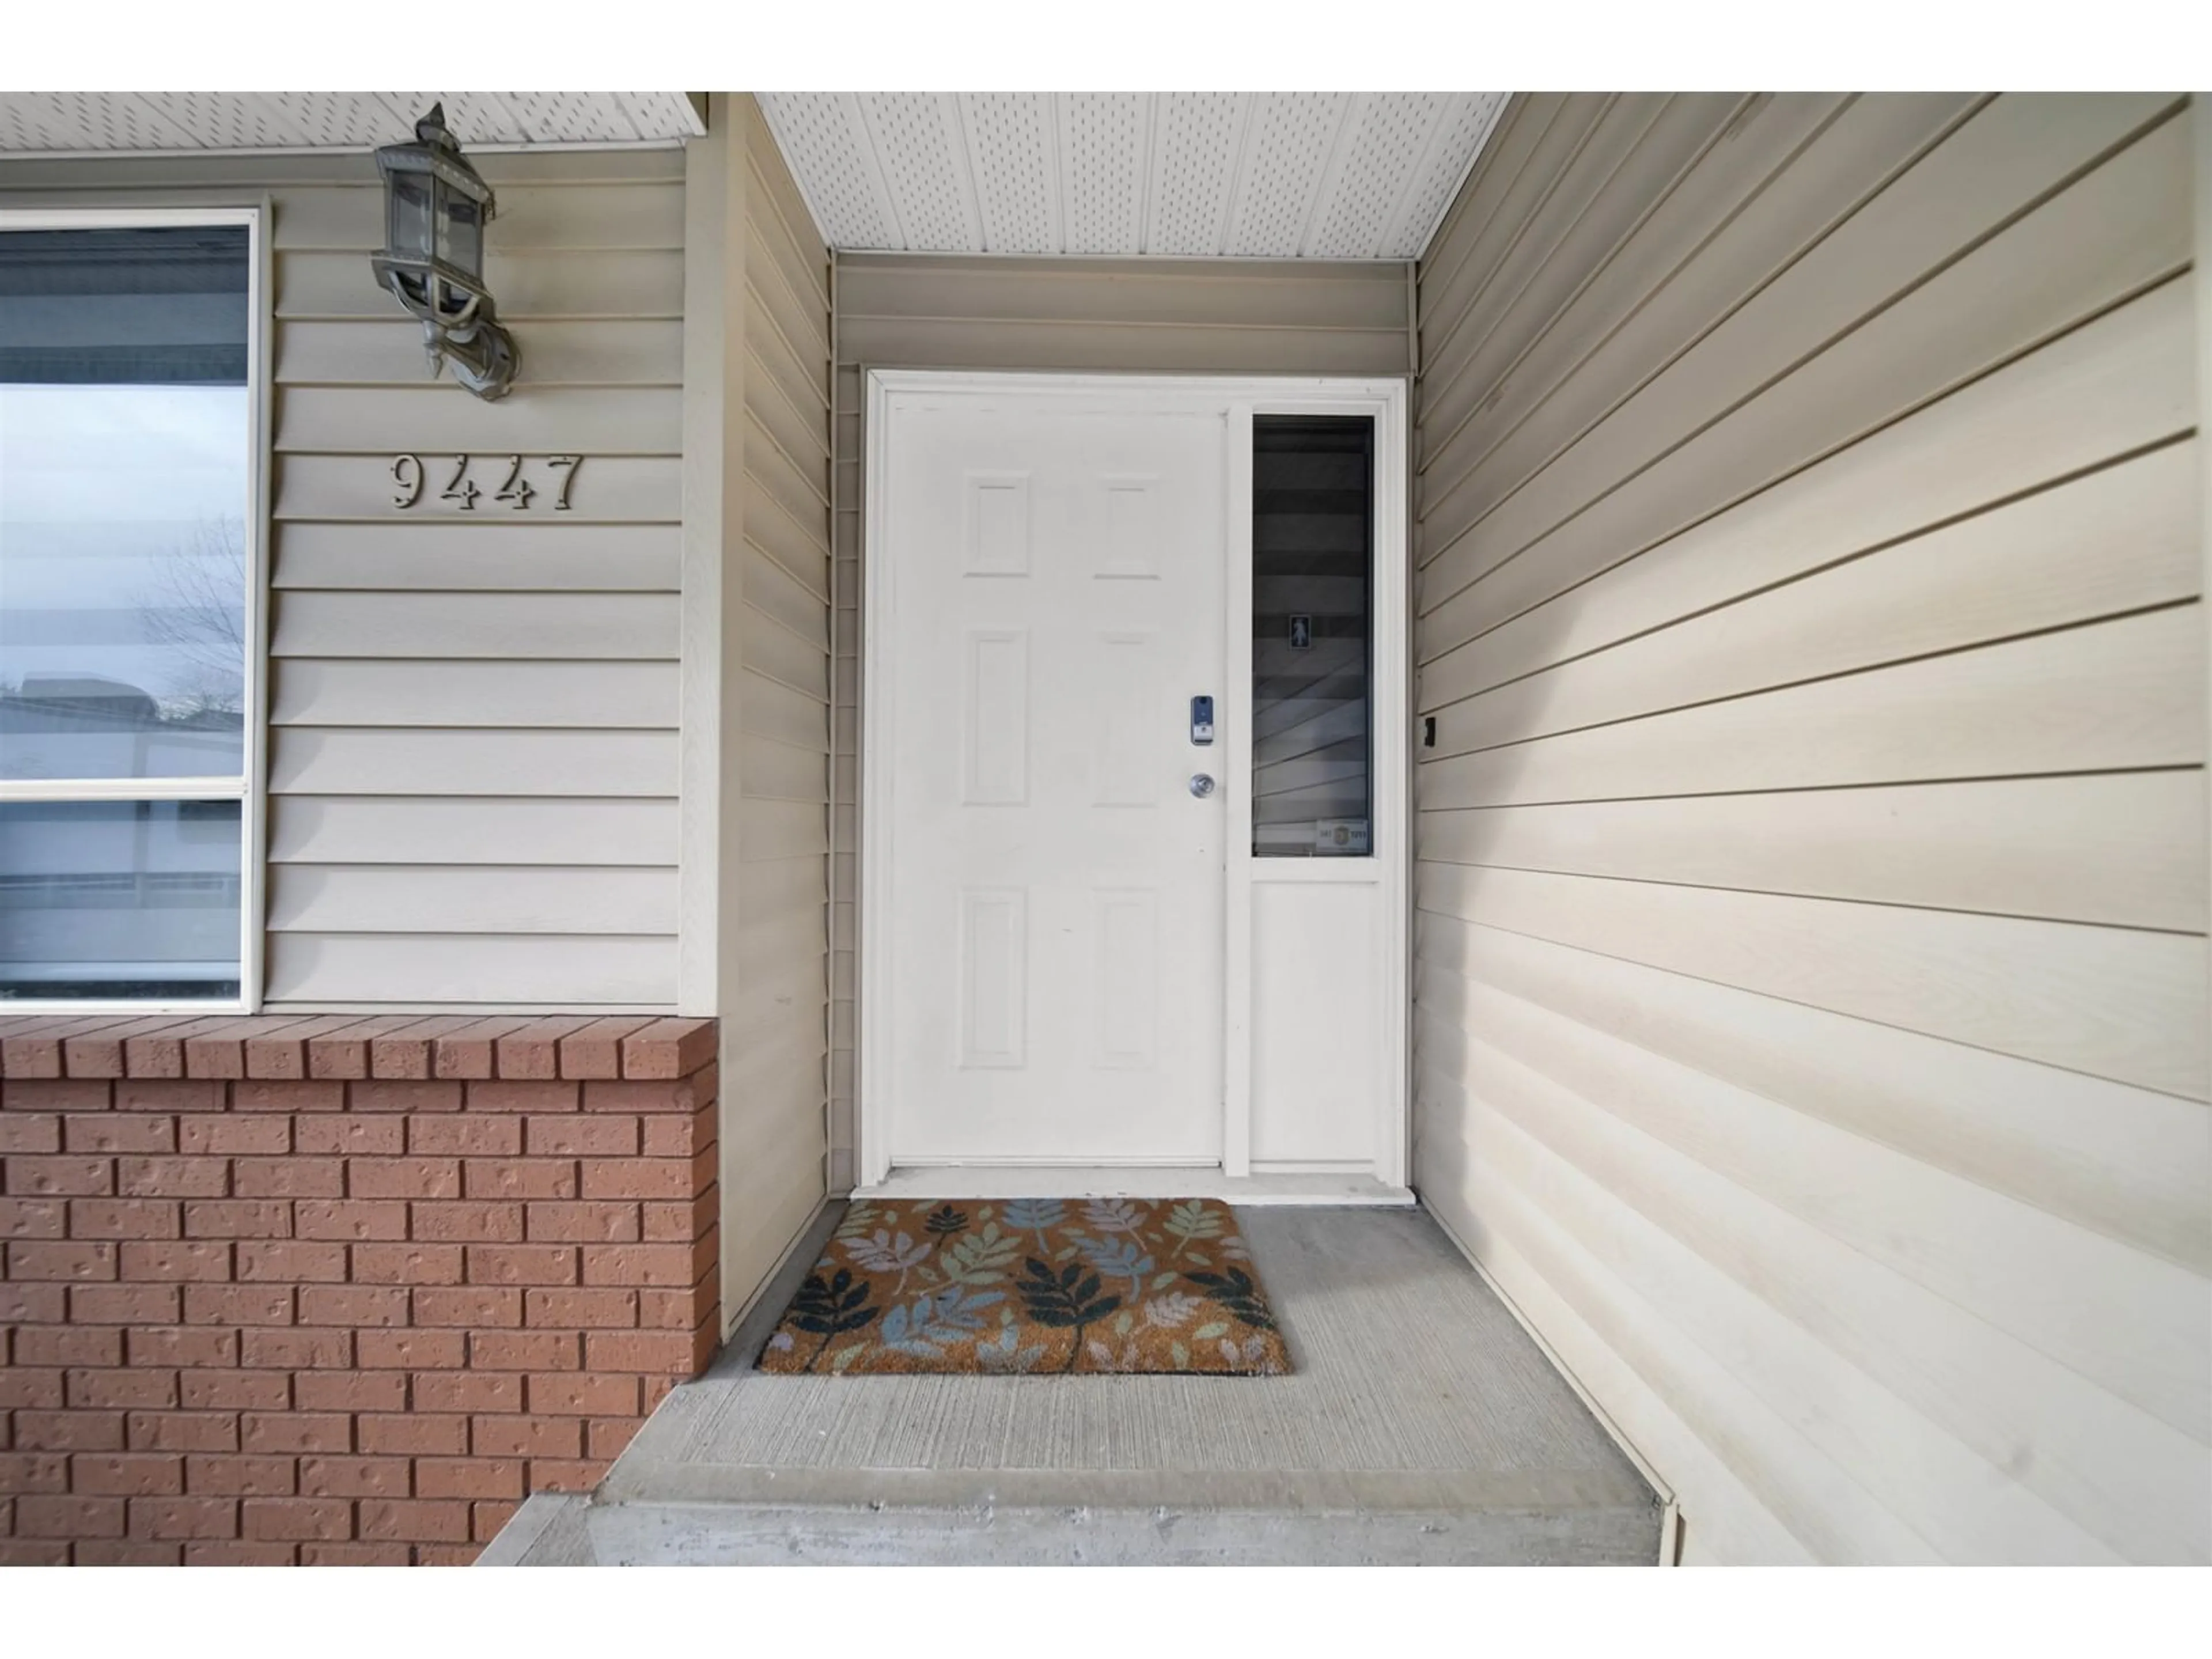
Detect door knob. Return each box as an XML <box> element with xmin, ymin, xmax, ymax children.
<box><xmin>1189</xmin><ymin>774</ymin><xmax>1216</xmax><ymax>798</ymax></box>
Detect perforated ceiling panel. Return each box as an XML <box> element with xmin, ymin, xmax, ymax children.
<box><xmin>1385</xmin><ymin>91</ymin><xmax>1513</xmax><ymax>264</ymax></box>
<box><xmin>762</xmin><ymin>97</ymin><xmax>896</xmax><ymax>249</ymax></box>
<box><xmin>959</xmin><ymin>93</ymin><xmax>1059</xmax><ymax>256</ymax></box>
<box><xmin>1225</xmin><ymin>92</ymin><xmax>1351</xmax><ymax>258</ymax></box>
<box><xmin>1142</xmin><ymin>93</ymin><xmax>1248</xmax><ymax>257</ymax></box>
<box><xmin>855</xmin><ymin>94</ymin><xmax>972</xmax><ymax>251</ymax></box>
<box><xmin>2</xmin><ymin>93</ymin><xmax>196</xmax><ymax>153</ymax></box>
<box><xmin>0</xmin><ymin>92</ymin><xmax>703</xmax><ymax>154</ymax></box>
<box><xmin>757</xmin><ymin>92</ymin><xmax>1509</xmax><ymax>260</ymax></box>
<box><xmin>1059</xmin><ymin>93</ymin><xmax>1146</xmax><ymax>256</ymax></box>
<box><xmin>1309</xmin><ymin>92</ymin><xmax>1448</xmax><ymax>259</ymax></box>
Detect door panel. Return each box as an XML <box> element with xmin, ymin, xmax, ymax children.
<box><xmin>884</xmin><ymin>402</ymin><xmax>1229</xmax><ymax>1164</ymax></box>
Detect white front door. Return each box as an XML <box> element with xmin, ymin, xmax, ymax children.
<box><xmin>878</xmin><ymin>397</ymin><xmax>1229</xmax><ymax>1165</ymax></box>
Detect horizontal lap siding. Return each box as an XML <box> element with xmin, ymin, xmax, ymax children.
<box><xmin>0</xmin><ymin>147</ymin><xmax>688</xmax><ymax>1010</ymax></box>
<box><xmin>730</xmin><ymin>97</ymin><xmax>834</xmax><ymax>1313</ymax></box>
<box><xmin>1409</xmin><ymin>93</ymin><xmax>2210</xmax><ymax>1563</ymax></box>
<box><xmin>267</xmin><ymin>156</ymin><xmax>683</xmax><ymax>1007</ymax></box>
<box><xmin>827</xmin><ymin>253</ymin><xmax>1414</xmax><ymax>1187</ymax></box>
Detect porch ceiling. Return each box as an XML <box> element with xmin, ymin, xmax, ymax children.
<box><xmin>756</xmin><ymin>92</ymin><xmax>1510</xmax><ymax>259</ymax></box>
<box><xmin>0</xmin><ymin>91</ymin><xmax>706</xmax><ymax>154</ymax></box>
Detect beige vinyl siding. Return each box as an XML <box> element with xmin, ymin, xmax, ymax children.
<box><xmin>727</xmin><ymin>95</ymin><xmax>835</xmax><ymax>1317</ymax></box>
<box><xmin>1410</xmin><ymin>92</ymin><xmax>2210</xmax><ymax>1563</ymax></box>
<box><xmin>269</xmin><ymin>154</ymin><xmax>683</xmax><ymax>1006</ymax></box>
<box><xmin>1</xmin><ymin>145</ymin><xmax>688</xmax><ymax>1009</ymax></box>
<box><xmin>826</xmin><ymin>253</ymin><xmax>1412</xmax><ymax>1185</ymax></box>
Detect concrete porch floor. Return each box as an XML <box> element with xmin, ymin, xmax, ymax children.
<box><xmin>484</xmin><ymin>1206</ymin><xmax>1664</xmax><ymax>1566</ymax></box>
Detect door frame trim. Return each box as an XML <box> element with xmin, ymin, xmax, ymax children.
<box><xmin>859</xmin><ymin>369</ymin><xmax>1412</xmax><ymax>1192</ymax></box>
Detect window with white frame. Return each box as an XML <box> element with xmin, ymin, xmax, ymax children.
<box><xmin>0</xmin><ymin>211</ymin><xmax>262</xmax><ymax>1006</ymax></box>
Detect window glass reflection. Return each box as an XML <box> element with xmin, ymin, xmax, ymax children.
<box><xmin>0</xmin><ymin>799</ymin><xmax>242</xmax><ymax>1001</ymax></box>
<box><xmin>0</xmin><ymin>225</ymin><xmax>250</xmax><ymax>782</ymax></box>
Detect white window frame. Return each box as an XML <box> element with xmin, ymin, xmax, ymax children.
<box><xmin>0</xmin><ymin>206</ymin><xmax>271</xmax><ymax>1014</ymax></box>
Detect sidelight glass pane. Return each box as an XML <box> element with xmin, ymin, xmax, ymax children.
<box><xmin>0</xmin><ymin>224</ymin><xmax>251</xmax><ymax>782</ymax></box>
<box><xmin>0</xmin><ymin>799</ymin><xmax>243</xmax><ymax>1001</ymax></box>
<box><xmin>1252</xmin><ymin>415</ymin><xmax>1373</xmax><ymax>857</ymax></box>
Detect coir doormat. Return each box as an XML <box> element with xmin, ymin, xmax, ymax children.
<box><xmin>757</xmin><ymin>1198</ymin><xmax>1291</xmax><ymax>1376</ymax></box>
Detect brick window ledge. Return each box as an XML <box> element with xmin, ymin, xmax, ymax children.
<box><xmin>0</xmin><ymin>1014</ymin><xmax>719</xmax><ymax>1566</ymax></box>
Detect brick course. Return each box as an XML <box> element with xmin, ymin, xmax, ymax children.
<box><xmin>0</xmin><ymin>1015</ymin><xmax>719</xmax><ymax>1566</ymax></box>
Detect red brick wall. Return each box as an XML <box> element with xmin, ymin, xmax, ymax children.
<box><xmin>0</xmin><ymin>1014</ymin><xmax>720</xmax><ymax>1566</ymax></box>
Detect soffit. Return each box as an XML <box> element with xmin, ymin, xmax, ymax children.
<box><xmin>0</xmin><ymin>92</ymin><xmax>706</xmax><ymax>154</ymax></box>
<box><xmin>757</xmin><ymin>92</ymin><xmax>1509</xmax><ymax>259</ymax></box>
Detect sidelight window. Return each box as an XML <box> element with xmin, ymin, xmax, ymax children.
<box><xmin>1251</xmin><ymin>414</ymin><xmax>1373</xmax><ymax>857</ymax></box>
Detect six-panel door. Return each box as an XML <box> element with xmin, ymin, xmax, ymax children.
<box><xmin>881</xmin><ymin>402</ymin><xmax>1230</xmax><ymax>1164</ymax></box>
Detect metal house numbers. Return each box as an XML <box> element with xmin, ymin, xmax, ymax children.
<box><xmin>389</xmin><ymin>453</ymin><xmax>583</xmax><ymax>512</ymax></box>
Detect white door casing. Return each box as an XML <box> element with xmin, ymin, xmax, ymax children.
<box><xmin>860</xmin><ymin>373</ymin><xmax>1411</xmax><ymax>1195</ymax></box>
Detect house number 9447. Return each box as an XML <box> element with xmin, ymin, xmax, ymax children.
<box><xmin>390</xmin><ymin>453</ymin><xmax>582</xmax><ymax>512</ymax></box>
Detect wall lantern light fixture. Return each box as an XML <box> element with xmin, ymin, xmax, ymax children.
<box><xmin>370</xmin><ymin>103</ymin><xmax>519</xmax><ymax>401</ymax></box>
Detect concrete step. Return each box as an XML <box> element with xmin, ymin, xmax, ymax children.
<box><xmin>581</xmin><ymin>1464</ymin><xmax>1661</xmax><ymax>1565</ymax></box>
<box><xmin>475</xmin><ymin>1492</ymin><xmax>597</xmax><ymax>1566</ymax></box>
<box><xmin>483</xmin><ymin>1204</ymin><xmax>1667</xmax><ymax>1566</ymax></box>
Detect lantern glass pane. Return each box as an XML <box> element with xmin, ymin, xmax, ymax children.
<box><xmin>387</xmin><ymin>168</ymin><xmax>434</xmax><ymax>259</ymax></box>
<box><xmin>433</xmin><ymin>272</ymin><xmax>475</xmax><ymax>325</ymax></box>
<box><xmin>440</xmin><ymin>193</ymin><xmax>484</xmax><ymax>280</ymax></box>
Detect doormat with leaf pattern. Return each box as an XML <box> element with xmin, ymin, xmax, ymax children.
<box><xmin>757</xmin><ymin>1198</ymin><xmax>1291</xmax><ymax>1376</ymax></box>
